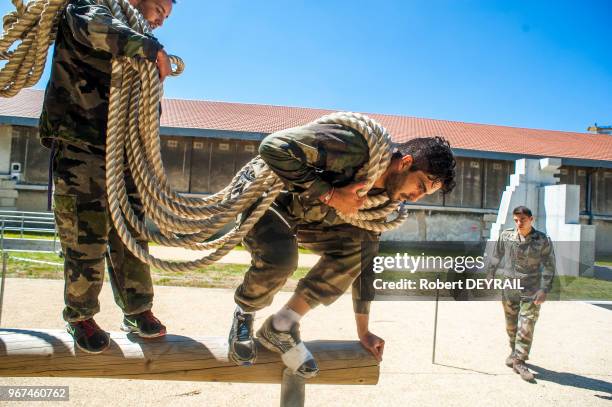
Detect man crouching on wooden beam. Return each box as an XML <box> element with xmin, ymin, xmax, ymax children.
<box><xmin>227</xmin><ymin>122</ymin><xmax>457</xmax><ymax>377</ymax></box>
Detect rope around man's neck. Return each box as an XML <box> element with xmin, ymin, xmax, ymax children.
<box><xmin>1</xmin><ymin>0</ymin><xmax>408</xmax><ymax>272</ymax></box>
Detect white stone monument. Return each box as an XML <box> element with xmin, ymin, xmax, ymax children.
<box><xmin>489</xmin><ymin>158</ymin><xmax>596</xmax><ymax>276</ymax></box>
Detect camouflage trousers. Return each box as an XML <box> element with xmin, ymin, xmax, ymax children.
<box><xmin>52</xmin><ymin>141</ymin><xmax>154</xmax><ymax>322</ymax></box>
<box><xmin>234</xmin><ymin>203</ymin><xmax>379</xmax><ymax>314</ymax></box>
<box><xmin>502</xmin><ymin>290</ymin><xmax>541</xmax><ymax>361</ymax></box>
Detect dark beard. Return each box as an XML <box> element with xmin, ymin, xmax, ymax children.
<box><xmin>384</xmin><ymin>170</ymin><xmax>407</xmax><ymax>200</ymax></box>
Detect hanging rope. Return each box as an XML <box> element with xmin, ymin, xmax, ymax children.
<box><xmin>1</xmin><ymin>0</ymin><xmax>408</xmax><ymax>272</ymax></box>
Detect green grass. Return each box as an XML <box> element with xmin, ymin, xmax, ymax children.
<box><xmin>1</xmin><ymin>231</ymin><xmax>56</xmax><ymax>240</ymax></box>
<box><xmin>3</xmin><ymin>250</ymin><xmax>611</xmax><ymax>300</ymax></box>
<box><xmin>3</xmin><ymin>234</ymin><xmax>316</xmax><ymax>255</ymax></box>
<box><xmin>236</xmin><ymin>244</ymin><xmax>314</xmax><ymax>255</ymax></box>
<box><xmin>149</xmin><ymin>262</ymin><xmax>309</xmax><ymax>289</ymax></box>
<box><xmin>376</xmin><ymin>270</ymin><xmax>612</xmax><ymax>301</ymax></box>
<box><xmin>3</xmin><ymin>233</ymin><xmax>606</xmax><ymax>260</ymax></box>
<box><xmin>3</xmin><ymin>252</ymin><xmax>63</xmax><ymax>280</ymax></box>
<box><xmin>554</xmin><ymin>276</ymin><xmax>612</xmax><ymax>300</ymax></box>
<box><xmin>1</xmin><ymin>250</ymin><xmax>309</xmax><ymax>290</ymax></box>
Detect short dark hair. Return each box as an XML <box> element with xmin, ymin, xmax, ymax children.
<box><xmin>512</xmin><ymin>206</ymin><xmax>533</xmax><ymax>217</ymax></box>
<box><xmin>393</xmin><ymin>136</ymin><xmax>456</xmax><ymax>194</ymax></box>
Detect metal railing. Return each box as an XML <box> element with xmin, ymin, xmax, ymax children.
<box><xmin>0</xmin><ymin>210</ymin><xmax>57</xmax><ymax>252</ymax></box>
<box><xmin>0</xmin><ymin>211</ymin><xmax>59</xmax><ymax>325</ymax></box>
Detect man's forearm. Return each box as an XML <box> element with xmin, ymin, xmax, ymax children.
<box><xmin>355</xmin><ymin>313</ymin><xmax>370</xmax><ymax>338</ymax></box>
<box><xmin>540</xmin><ymin>238</ymin><xmax>556</xmax><ymax>292</ymax></box>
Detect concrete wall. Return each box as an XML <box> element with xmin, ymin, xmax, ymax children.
<box><xmin>383</xmin><ymin>208</ymin><xmax>496</xmax><ymax>242</ymax></box>
<box><xmin>15</xmin><ymin>187</ymin><xmax>49</xmax><ymax>212</ymax></box>
<box><xmin>581</xmin><ymin>217</ymin><xmax>612</xmax><ymax>256</ymax></box>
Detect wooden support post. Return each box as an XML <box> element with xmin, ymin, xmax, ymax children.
<box><xmin>0</xmin><ymin>329</ymin><xmax>379</xmax><ymax>386</ymax></box>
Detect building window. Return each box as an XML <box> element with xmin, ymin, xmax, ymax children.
<box><xmin>593</xmin><ymin>169</ymin><xmax>612</xmax><ymax>215</ymax></box>
<box><xmin>558</xmin><ymin>166</ymin><xmax>588</xmax><ymax>212</ymax></box>
<box><xmin>160</xmin><ymin>136</ymin><xmax>191</xmax><ymax>192</ymax></box>
<box><xmin>9</xmin><ymin>126</ymin><xmax>49</xmax><ymax>184</ymax></box>
<box><xmin>188</xmin><ymin>139</ymin><xmax>260</xmax><ymax>194</ymax></box>
<box><xmin>209</xmin><ymin>141</ymin><xmax>236</xmax><ymax>191</ymax></box>
<box><xmin>235</xmin><ymin>141</ymin><xmax>258</xmax><ymax>176</ymax></box>
<box><xmin>405</xmin><ymin>158</ymin><xmax>512</xmax><ymax>210</ymax></box>
<box><xmin>444</xmin><ymin>158</ymin><xmax>483</xmax><ymax>208</ymax></box>
<box><xmin>483</xmin><ymin>160</ymin><xmax>512</xmax><ymax>209</ymax></box>
<box><xmin>189</xmin><ymin>139</ymin><xmax>210</xmax><ymax>193</ymax></box>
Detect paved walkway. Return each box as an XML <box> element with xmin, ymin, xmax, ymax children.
<box><xmin>1</xmin><ymin>278</ymin><xmax>610</xmax><ymax>406</ymax></box>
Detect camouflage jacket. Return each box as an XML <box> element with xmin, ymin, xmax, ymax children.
<box><xmin>256</xmin><ymin>122</ymin><xmax>387</xmax><ymax>315</ymax></box>
<box><xmin>39</xmin><ymin>0</ymin><xmax>163</xmax><ymax>149</ymax></box>
<box><xmin>486</xmin><ymin>228</ymin><xmax>556</xmax><ymax>294</ymax></box>
<box><xmin>259</xmin><ymin>122</ymin><xmax>387</xmax><ymax>228</ymax></box>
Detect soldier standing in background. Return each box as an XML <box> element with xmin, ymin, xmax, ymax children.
<box><xmin>39</xmin><ymin>0</ymin><xmax>175</xmax><ymax>354</ymax></box>
<box><xmin>486</xmin><ymin>205</ymin><xmax>556</xmax><ymax>381</ymax></box>
<box><xmin>227</xmin><ymin>122</ymin><xmax>457</xmax><ymax>377</ymax></box>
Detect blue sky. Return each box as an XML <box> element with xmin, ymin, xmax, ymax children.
<box><xmin>2</xmin><ymin>0</ymin><xmax>610</xmax><ymax>132</ymax></box>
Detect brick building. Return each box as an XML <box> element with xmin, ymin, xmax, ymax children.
<box><xmin>1</xmin><ymin>90</ymin><xmax>610</xmax><ymax>255</ymax></box>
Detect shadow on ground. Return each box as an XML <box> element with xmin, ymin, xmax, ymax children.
<box><xmin>528</xmin><ymin>364</ymin><xmax>612</xmax><ymax>399</ymax></box>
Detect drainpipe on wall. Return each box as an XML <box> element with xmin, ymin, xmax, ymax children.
<box><xmin>585</xmin><ymin>168</ymin><xmax>596</xmax><ymax>226</ymax></box>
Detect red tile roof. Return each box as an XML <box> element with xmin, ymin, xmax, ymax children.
<box><xmin>1</xmin><ymin>89</ymin><xmax>611</xmax><ymax>162</ymax></box>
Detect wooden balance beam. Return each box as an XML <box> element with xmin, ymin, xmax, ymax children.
<box><xmin>0</xmin><ymin>328</ymin><xmax>379</xmax><ymax>406</ymax></box>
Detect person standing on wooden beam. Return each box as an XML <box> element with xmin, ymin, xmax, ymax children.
<box><xmin>39</xmin><ymin>0</ymin><xmax>175</xmax><ymax>354</ymax></box>
<box><xmin>227</xmin><ymin>124</ymin><xmax>457</xmax><ymax>377</ymax></box>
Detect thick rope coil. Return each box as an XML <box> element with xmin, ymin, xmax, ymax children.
<box><xmin>0</xmin><ymin>0</ymin><xmax>65</xmax><ymax>96</ymax></box>
<box><xmin>1</xmin><ymin>0</ymin><xmax>409</xmax><ymax>272</ymax></box>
